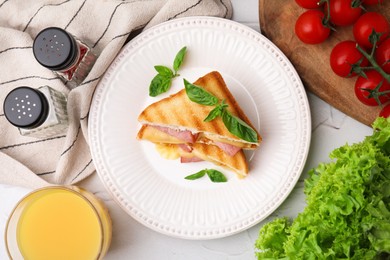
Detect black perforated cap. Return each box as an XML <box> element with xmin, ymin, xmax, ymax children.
<box><xmin>3</xmin><ymin>87</ymin><xmax>49</xmax><ymax>129</ymax></box>
<box><xmin>33</xmin><ymin>27</ymin><xmax>78</xmax><ymax>71</ymax></box>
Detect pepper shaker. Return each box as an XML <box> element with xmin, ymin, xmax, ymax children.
<box><xmin>33</xmin><ymin>27</ymin><xmax>97</xmax><ymax>89</ymax></box>
<box><xmin>3</xmin><ymin>86</ymin><xmax>68</xmax><ymax>138</ymax></box>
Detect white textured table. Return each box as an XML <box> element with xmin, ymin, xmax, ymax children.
<box><xmin>0</xmin><ymin>0</ymin><xmax>373</xmax><ymax>259</ymax></box>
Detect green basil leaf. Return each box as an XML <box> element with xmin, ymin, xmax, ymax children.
<box><xmin>206</xmin><ymin>169</ymin><xmax>227</xmax><ymax>183</ymax></box>
<box><xmin>204</xmin><ymin>106</ymin><xmax>223</xmax><ymax>122</ymax></box>
<box><xmin>154</xmin><ymin>65</ymin><xmax>174</xmax><ymax>78</ymax></box>
<box><xmin>173</xmin><ymin>46</ymin><xmax>187</xmax><ymax>73</ymax></box>
<box><xmin>204</xmin><ymin>100</ymin><xmax>228</xmax><ymax>122</ymax></box>
<box><xmin>149</xmin><ymin>74</ymin><xmax>172</xmax><ymax>97</ymax></box>
<box><xmin>184</xmin><ymin>79</ymin><xmax>218</xmax><ymax>106</ymax></box>
<box><xmin>184</xmin><ymin>170</ymin><xmax>206</xmax><ymax>180</ymax></box>
<box><xmin>222</xmin><ymin>110</ymin><xmax>258</xmax><ymax>143</ymax></box>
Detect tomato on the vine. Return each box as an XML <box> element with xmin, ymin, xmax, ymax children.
<box><xmin>327</xmin><ymin>0</ymin><xmax>362</xmax><ymax>26</ymax></box>
<box><xmin>353</xmin><ymin>12</ymin><xmax>390</xmax><ymax>49</ymax></box>
<box><xmin>375</xmin><ymin>38</ymin><xmax>390</xmax><ymax>74</ymax></box>
<box><xmin>295</xmin><ymin>0</ymin><xmax>322</xmax><ymax>9</ymax></box>
<box><xmin>379</xmin><ymin>104</ymin><xmax>390</xmax><ymax>118</ymax></box>
<box><xmin>330</xmin><ymin>40</ymin><xmax>368</xmax><ymax>77</ymax></box>
<box><xmin>363</xmin><ymin>0</ymin><xmax>384</xmax><ymax>5</ymax></box>
<box><xmin>295</xmin><ymin>10</ymin><xmax>331</xmax><ymax>44</ymax></box>
<box><xmin>355</xmin><ymin>70</ymin><xmax>390</xmax><ymax>106</ymax></box>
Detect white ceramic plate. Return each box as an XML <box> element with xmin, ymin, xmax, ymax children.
<box><xmin>89</xmin><ymin>17</ymin><xmax>311</xmax><ymax>239</ymax></box>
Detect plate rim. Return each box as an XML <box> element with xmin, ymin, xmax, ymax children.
<box><xmin>89</xmin><ymin>16</ymin><xmax>312</xmax><ymax>239</ymax></box>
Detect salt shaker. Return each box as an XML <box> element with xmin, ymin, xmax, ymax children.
<box><xmin>33</xmin><ymin>27</ymin><xmax>97</xmax><ymax>89</ymax></box>
<box><xmin>3</xmin><ymin>86</ymin><xmax>68</xmax><ymax>138</ymax></box>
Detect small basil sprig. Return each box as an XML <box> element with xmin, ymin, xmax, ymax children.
<box><xmin>183</xmin><ymin>79</ymin><xmax>258</xmax><ymax>143</ymax></box>
<box><xmin>149</xmin><ymin>46</ymin><xmax>187</xmax><ymax>97</ymax></box>
<box><xmin>185</xmin><ymin>169</ymin><xmax>227</xmax><ymax>183</ymax></box>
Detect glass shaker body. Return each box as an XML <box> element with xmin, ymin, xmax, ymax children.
<box><xmin>3</xmin><ymin>86</ymin><xmax>68</xmax><ymax>138</ymax></box>
<box><xmin>33</xmin><ymin>27</ymin><xmax>97</xmax><ymax>89</ymax></box>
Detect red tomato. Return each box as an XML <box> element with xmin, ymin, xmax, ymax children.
<box><xmin>355</xmin><ymin>70</ymin><xmax>390</xmax><ymax>106</ymax></box>
<box><xmin>353</xmin><ymin>12</ymin><xmax>390</xmax><ymax>49</ymax></box>
<box><xmin>328</xmin><ymin>0</ymin><xmax>362</xmax><ymax>26</ymax></box>
<box><xmin>375</xmin><ymin>38</ymin><xmax>390</xmax><ymax>74</ymax></box>
<box><xmin>295</xmin><ymin>10</ymin><xmax>331</xmax><ymax>44</ymax></box>
<box><xmin>379</xmin><ymin>104</ymin><xmax>390</xmax><ymax>118</ymax></box>
<box><xmin>295</xmin><ymin>0</ymin><xmax>321</xmax><ymax>9</ymax></box>
<box><xmin>330</xmin><ymin>40</ymin><xmax>368</xmax><ymax>77</ymax></box>
<box><xmin>363</xmin><ymin>0</ymin><xmax>384</xmax><ymax>5</ymax></box>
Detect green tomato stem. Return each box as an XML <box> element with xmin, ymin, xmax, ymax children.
<box><xmin>361</xmin><ymin>66</ymin><xmax>377</xmax><ymax>70</ymax></box>
<box><xmin>318</xmin><ymin>0</ymin><xmax>331</xmax><ymax>26</ymax></box>
<box><xmin>370</xmin><ymin>37</ymin><xmax>377</xmax><ymax>57</ymax></box>
<box><xmin>356</xmin><ymin>45</ymin><xmax>390</xmax><ymax>83</ymax></box>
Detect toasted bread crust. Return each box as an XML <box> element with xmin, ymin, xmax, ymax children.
<box><xmin>190</xmin><ymin>143</ymin><xmax>249</xmax><ymax>177</ymax></box>
<box><xmin>138</xmin><ymin>71</ymin><xmax>261</xmax><ymax>146</ymax></box>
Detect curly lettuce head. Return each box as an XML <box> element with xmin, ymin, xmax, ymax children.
<box><xmin>255</xmin><ymin>117</ymin><xmax>390</xmax><ymax>259</ymax></box>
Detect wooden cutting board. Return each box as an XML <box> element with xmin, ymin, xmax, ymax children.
<box><xmin>259</xmin><ymin>0</ymin><xmax>390</xmax><ymax>126</ymax></box>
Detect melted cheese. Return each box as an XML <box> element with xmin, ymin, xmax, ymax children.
<box><xmin>155</xmin><ymin>144</ymin><xmax>180</xmax><ymax>160</ymax></box>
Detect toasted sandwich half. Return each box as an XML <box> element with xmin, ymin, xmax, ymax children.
<box><xmin>137</xmin><ymin>71</ymin><xmax>261</xmax><ymax>157</ymax></box>
<box><xmin>142</xmin><ymin>125</ymin><xmax>249</xmax><ymax>177</ymax></box>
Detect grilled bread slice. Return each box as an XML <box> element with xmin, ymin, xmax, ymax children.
<box><xmin>188</xmin><ymin>143</ymin><xmax>249</xmax><ymax>178</ymax></box>
<box><xmin>137</xmin><ymin>71</ymin><xmax>261</xmax><ymax>149</ymax></box>
<box><xmin>138</xmin><ymin>125</ymin><xmax>249</xmax><ymax>177</ymax></box>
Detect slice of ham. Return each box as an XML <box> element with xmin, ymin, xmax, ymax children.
<box><xmin>178</xmin><ymin>144</ymin><xmax>193</xmax><ymax>153</ymax></box>
<box><xmin>214</xmin><ymin>141</ymin><xmax>242</xmax><ymax>156</ymax></box>
<box><xmin>151</xmin><ymin>126</ymin><xmax>197</xmax><ymax>143</ymax></box>
<box><xmin>180</xmin><ymin>156</ymin><xmax>203</xmax><ymax>163</ymax></box>
<box><xmin>151</xmin><ymin>125</ymin><xmax>241</xmax><ymax>156</ymax></box>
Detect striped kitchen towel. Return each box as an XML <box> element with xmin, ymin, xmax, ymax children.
<box><xmin>0</xmin><ymin>0</ymin><xmax>232</xmax><ymax>188</ymax></box>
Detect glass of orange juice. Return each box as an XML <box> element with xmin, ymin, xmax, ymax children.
<box><xmin>5</xmin><ymin>186</ymin><xmax>112</xmax><ymax>259</ymax></box>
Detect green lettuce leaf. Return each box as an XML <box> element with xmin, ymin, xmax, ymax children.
<box><xmin>255</xmin><ymin>117</ymin><xmax>390</xmax><ymax>259</ymax></box>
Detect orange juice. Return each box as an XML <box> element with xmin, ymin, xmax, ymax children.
<box><xmin>6</xmin><ymin>186</ymin><xmax>112</xmax><ymax>260</ymax></box>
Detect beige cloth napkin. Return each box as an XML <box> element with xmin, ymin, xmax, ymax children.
<box><xmin>0</xmin><ymin>0</ymin><xmax>232</xmax><ymax>189</ymax></box>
